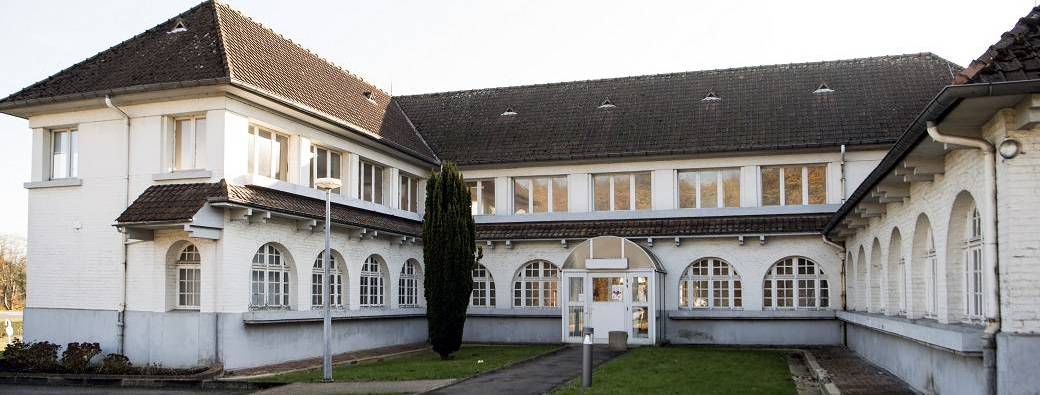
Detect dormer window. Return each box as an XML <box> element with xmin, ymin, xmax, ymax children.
<box><xmin>702</xmin><ymin>91</ymin><xmax>721</xmax><ymax>102</ymax></box>
<box><xmin>362</xmin><ymin>91</ymin><xmax>377</xmax><ymax>104</ymax></box>
<box><xmin>501</xmin><ymin>107</ymin><xmax>518</xmax><ymax>116</ymax></box>
<box><xmin>813</xmin><ymin>82</ymin><xmax>834</xmax><ymax>94</ymax></box>
<box><xmin>598</xmin><ymin>99</ymin><xmax>616</xmax><ymax>109</ymax></box>
<box><xmin>169</xmin><ymin>18</ymin><xmax>188</xmax><ymax>34</ymax></box>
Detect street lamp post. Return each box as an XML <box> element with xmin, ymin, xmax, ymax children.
<box><xmin>315</xmin><ymin>177</ymin><xmax>342</xmax><ymax>383</ymax></box>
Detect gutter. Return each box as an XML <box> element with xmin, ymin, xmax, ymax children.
<box><xmin>925</xmin><ymin>121</ymin><xmax>1001</xmax><ymax>395</ymax></box>
<box><xmin>105</xmin><ymin>95</ymin><xmax>131</xmax><ymax>355</ymax></box>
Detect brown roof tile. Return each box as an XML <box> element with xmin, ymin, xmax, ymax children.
<box><xmin>955</xmin><ymin>6</ymin><xmax>1040</xmax><ymax>84</ymax></box>
<box><xmin>475</xmin><ymin>214</ymin><xmax>830</xmax><ymax>240</ymax></box>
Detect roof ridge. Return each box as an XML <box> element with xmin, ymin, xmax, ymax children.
<box><xmin>396</xmin><ymin>53</ymin><xmax>951</xmax><ymax>98</ymax></box>
<box><xmin>211</xmin><ymin>1</ymin><xmax>391</xmax><ymax>98</ymax></box>
<box><xmin>0</xmin><ymin>0</ymin><xmax>218</xmax><ymax>103</ymax></box>
<box><xmin>209</xmin><ymin>0</ymin><xmax>234</xmax><ymax>81</ymax></box>
<box><xmin>390</xmin><ymin>98</ymin><xmax>441</xmax><ymax>164</ymax></box>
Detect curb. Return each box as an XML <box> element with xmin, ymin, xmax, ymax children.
<box><xmin>796</xmin><ymin>349</ymin><xmax>840</xmax><ymax>395</ymax></box>
<box><xmin>224</xmin><ymin>345</ymin><xmax>432</xmax><ymax>382</ymax></box>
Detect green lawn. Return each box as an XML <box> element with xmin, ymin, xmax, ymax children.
<box><xmin>553</xmin><ymin>347</ymin><xmax>795</xmax><ymax>395</ymax></box>
<box><xmin>260</xmin><ymin>344</ymin><xmax>560</xmax><ymax>383</ymax></box>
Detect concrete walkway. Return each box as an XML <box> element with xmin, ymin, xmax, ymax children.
<box><xmin>810</xmin><ymin>347</ymin><xmax>915</xmax><ymax>394</ymax></box>
<box><xmin>254</xmin><ymin>379</ymin><xmax>455</xmax><ymax>394</ymax></box>
<box><xmin>427</xmin><ymin>345</ymin><xmax>622</xmax><ymax>395</ymax></box>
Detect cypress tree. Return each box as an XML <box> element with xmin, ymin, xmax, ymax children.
<box><xmin>423</xmin><ymin>162</ymin><xmax>476</xmax><ymax>359</ymax></box>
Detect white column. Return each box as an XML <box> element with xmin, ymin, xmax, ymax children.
<box><xmin>652</xmin><ymin>169</ymin><xmax>674</xmax><ymax>210</ymax></box>
<box><xmin>31</xmin><ymin>128</ymin><xmax>48</xmax><ymax>181</ymax></box>
<box><xmin>389</xmin><ymin>168</ymin><xmax>401</xmax><ymax>209</ymax></box>
<box><xmin>298</xmin><ymin>137</ymin><xmax>313</xmax><ymax>187</ymax></box>
<box><xmin>740</xmin><ymin>166</ymin><xmax>758</xmax><ymax>207</ymax></box>
<box><xmin>346</xmin><ymin>153</ymin><xmax>360</xmax><ymax>199</ymax></box>
<box><xmin>568</xmin><ymin>173</ymin><xmax>590</xmax><ymax>212</ymax></box>
<box><xmin>221</xmin><ymin>111</ymin><xmax>250</xmax><ymax>182</ymax></box>
<box><xmin>827</xmin><ymin>161</ymin><xmax>842</xmax><ymax>204</ymax></box>
<box><xmin>494</xmin><ymin>176</ymin><xmax>510</xmax><ymax>216</ymax></box>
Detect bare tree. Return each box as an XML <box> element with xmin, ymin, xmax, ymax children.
<box><xmin>0</xmin><ymin>236</ymin><xmax>26</xmax><ymax>311</ymax></box>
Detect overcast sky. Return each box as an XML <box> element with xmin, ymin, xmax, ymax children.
<box><xmin>0</xmin><ymin>0</ymin><xmax>1036</xmax><ymax>237</ymax></box>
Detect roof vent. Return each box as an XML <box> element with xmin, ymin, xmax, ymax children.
<box><xmin>501</xmin><ymin>107</ymin><xmax>517</xmax><ymax>116</ymax></box>
<box><xmin>813</xmin><ymin>82</ymin><xmax>835</xmax><ymax>94</ymax></box>
<box><xmin>701</xmin><ymin>91</ymin><xmax>721</xmax><ymax>102</ymax></box>
<box><xmin>362</xmin><ymin>91</ymin><xmax>377</xmax><ymax>104</ymax></box>
<box><xmin>598</xmin><ymin>99</ymin><xmax>616</xmax><ymax>109</ymax></box>
<box><xmin>168</xmin><ymin>18</ymin><xmax>188</xmax><ymax>34</ymax></box>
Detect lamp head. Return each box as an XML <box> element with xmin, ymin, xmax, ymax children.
<box><xmin>315</xmin><ymin>177</ymin><xmax>342</xmax><ymax>191</ymax></box>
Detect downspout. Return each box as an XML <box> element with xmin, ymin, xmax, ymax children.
<box><xmin>822</xmin><ymin>235</ymin><xmax>847</xmax><ymax>345</ymax></box>
<box><xmin>926</xmin><ymin>121</ymin><xmax>1000</xmax><ymax>394</ymax></box>
<box><xmin>105</xmin><ymin>96</ymin><xmax>131</xmax><ymax>355</ymax></box>
<box><xmin>840</xmin><ymin>145</ymin><xmax>847</xmax><ymax>204</ymax></box>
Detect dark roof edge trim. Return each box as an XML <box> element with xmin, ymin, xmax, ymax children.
<box><xmin>0</xmin><ymin>77</ymin><xmax>232</xmax><ymax>113</ymax></box>
<box><xmin>824</xmin><ymin>79</ymin><xmax>1040</xmax><ymax>234</ymax></box>
<box><xmin>206</xmin><ymin>196</ymin><xmax>423</xmax><ymax>238</ymax></box>
<box><xmin>477</xmin><ymin>231</ymin><xmax>823</xmax><ymax>242</ymax></box>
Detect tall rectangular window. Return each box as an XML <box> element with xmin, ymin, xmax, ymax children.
<box><xmin>592</xmin><ymin>172</ymin><xmax>651</xmax><ymax>211</ymax></box>
<box><xmin>247</xmin><ymin>126</ymin><xmax>289</xmax><ymax>181</ymax></box>
<box><xmin>760</xmin><ymin>165</ymin><xmax>827</xmax><ymax>206</ymax></box>
<box><xmin>400</xmin><ymin>173</ymin><xmax>420</xmax><ymax>213</ymax></box>
<box><xmin>50</xmin><ymin>128</ymin><xmax>78</xmax><ymax>179</ymax></box>
<box><xmin>513</xmin><ymin>176</ymin><xmax>567</xmax><ymax>214</ymax></box>
<box><xmin>677</xmin><ymin>168</ymin><xmax>740</xmax><ymax>208</ymax></box>
<box><xmin>466</xmin><ymin>180</ymin><xmax>496</xmax><ymax>215</ymax></box>
<box><xmin>172</xmin><ymin>116</ymin><xmax>206</xmax><ymax>171</ymax></box>
<box><xmin>310</xmin><ymin>146</ymin><xmax>342</xmax><ymax>193</ymax></box>
<box><xmin>359</xmin><ymin>160</ymin><xmax>385</xmax><ymax>204</ymax></box>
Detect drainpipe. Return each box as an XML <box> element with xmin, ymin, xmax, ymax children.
<box><xmin>105</xmin><ymin>96</ymin><xmax>131</xmax><ymax>355</ymax></box>
<box><xmin>925</xmin><ymin>121</ymin><xmax>1000</xmax><ymax>394</ymax></box>
<box><xmin>821</xmin><ymin>235</ymin><xmax>847</xmax><ymax>345</ymax></box>
<box><xmin>839</xmin><ymin>145</ymin><xmax>847</xmax><ymax>204</ymax></box>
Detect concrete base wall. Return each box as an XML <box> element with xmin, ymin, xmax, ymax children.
<box><xmin>22</xmin><ymin>307</ymin><xmax>121</xmax><ymax>354</ymax></box>
<box><xmin>996</xmin><ymin>332</ymin><xmax>1040</xmax><ymax>395</ymax></box>
<box><xmin>463</xmin><ymin>316</ymin><xmax>560</xmax><ymax>343</ymax></box>
<box><xmin>846</xmin><ymin>324</ymin><xmax>985</xmax><ymax>395</ymax></box>
<box><xmin>124</xmin><ymin>310</ymin><xmax>217</xmax><ymax>368</ymax></box>
<box><xmin>666</xmin><ymin>319</ymin><xmax>842</xmax><ymax>345</ymax></box>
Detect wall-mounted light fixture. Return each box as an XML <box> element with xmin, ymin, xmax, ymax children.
<box><xmin>998</xmin><ymin>138</ymin><xmax>1021</xmax><ymax>159</ymax></box>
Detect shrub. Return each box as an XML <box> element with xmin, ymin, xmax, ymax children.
<box><xmin>0</xmin><ymin>339</ymin><xmax>60</xmax><ymax>372</ymax></box>
<box><xmin>99</xmin><ymin>353</ymin><xmax>132</xmax><ymax>374</ymax></box>
<box><xmin>61</xmin><ymin>342</ymin><xmax>101</xmax><ymax>373</ymax></box>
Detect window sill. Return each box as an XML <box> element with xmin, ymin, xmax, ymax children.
<box><xmin>836</xmin><ymin>310</ymin><xmax>984</xmax><ymax>354</ymax></box>
<box><xmin>243</xmin><ymin>308</ymin><xmax>426</xmax><ymax>324</ymax></box>
<box><xmin>24</xmin><ymin>178</ymin><xmax>82</xmax><ymax>189</ymax></box>
<box><xmin>153</xmin><ymin>170</ymin><xmax>213</xmax><ymax>181</ymax></box>
<box><xmin>466</xmin><ymin>307</ymin><xmax>562</xmax><ymax>318</ymax></box>
<box><xmin>668</xmin><ymin>309</ymin><xmax>835</xmax><ymax>320</ymax></box>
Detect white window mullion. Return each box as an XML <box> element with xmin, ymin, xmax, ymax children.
<box><xmin>608</xmin><ymin>176</ymin><xmax>615</xmax><ymax>211</ymax></box>
<box><xmin>547</xmin><ymin>178</ymin><xmax>554</xmax><ymax>213</ymax></box>
<box><xmin>717</xmin><ymin>171</ymin><xmax>724</xmax><ymax>208</ymax></box>
<box><xmin>694</xmin><ymin>173</ymin><xmax>702</xmax><ymax>208</ymax></box>
<box><xmin>629</xmin><ymin>174</ymin><xmax>636</xmax><ymax>210</ymax></box>
<box><xmin>802</xmin><ymin>166</ymin><xmax>809</xmax><ymax>205</ymax></box>
<box><xmin>778</xmin><ymin>168</ymin><xmax>786</xmax><ymax>207</ymax></box>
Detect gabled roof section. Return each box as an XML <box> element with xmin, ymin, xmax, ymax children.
<box><xmin>397</xmin><ymin>54</ymin><xmax>959</xmax><ymax>166</ymax></box>
<box><xmin>476</xmin><ymin>214</ymin><xmax>831</xmax><ymax>240</ymax></box>
<box><xmin>0</xmin><ymin>1</ymin><xmax>437</xmax><ymax>164</ymax></box>
<box><xmin>955</xmin><ymin>6</ymin><xmax>1040</xmax><ymax>84</ymax></box>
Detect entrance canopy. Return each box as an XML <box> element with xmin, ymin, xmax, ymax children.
<box><xmin>562</xmin><ymin>236</ymin><xmax>664</xmax><ymax>272</ymax></box>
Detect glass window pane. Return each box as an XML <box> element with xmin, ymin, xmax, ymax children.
<box><xmin>632</xmin><ymin>306</ymin><xmax>649</xmax><ymax>338</ymax></box>
<box><xmin>247</xmin><ymin>129</ymin><xmax>256</xmax><ymax>175</ymax></box>
<box><xmin>481</xmin><ymin>181</ymin><xmax>496</xmax><ymax>215</ymax></box>
<box><xmin>513</xmin><ymin>179</ymin><xmax>530</xmax><ymax>214</ymax></box>
<box><xmin>400</xmin><ymin>176</ymin><xmax>409</xmax><ymax>210</ymax></box>
<box><xmin>807</xmin><ymin>165</ymin><xmax>826</xmax><ymax>205</ymax></box>
<box><xmin>613</xmin><ymin>174</ymin><xmax>630</xmax><ymax>211</ymax></box>
<box><xmin>699</xmin><ymin>171</ymin><xmax>718</xmax><ymax>208</ymax></box>
<box><xmin>175</xmin><ymin>119</ymin><xmax>191</xmax><ymax>170</ymax></box>
<box><xmin>593</xmin><ymin>175</ymin><xmax>610</xmax><ymax>211</ymax></box>
<box><xmin>275</xmin><ymin>134</ymin><xmax>289</xmax><ymax>181</ymax></box>
<box><xmin>635</xmin><ymin>173</ymin><xmax>652</xmax><ymax>210</ymax></box>
<box><xmin>316</xmin><ymin>148</ymin><xmax>328</xmax><ymax>181</ymax></box>
<box><xmin>552</xmin><ymin>177</ymin><xmax>568</xmax><ymax>212</ymax></box>
<box><xmin>568</xmin><ymin>306</ymin><xmax>585</xmax><ymax>337</ymax></box>
<box><xmin>721</xmin><ymin>168</ymin><xmax>740</xmax><ymax>207</ymax></box>
<box><xmin>532</xmin><ymin>177</ymin><xmax>549</xmax><ymax>213</ymax></box>
<box><xmin>373</xmin><ymin>165</ymin><xmax>383</xmax><ymax>203</ymax></box>
<box><xmin>761</xmin><ymin>167</ymin><xmax>780</xmax><ymax>206</ymax></box>
<box><xmin>569</xmin><ymin>277</ymin><xmax>583</xmax><ymax>302</ymax></box>
<box><xmin>257</xmin><ymin>130</ymin><xmax>272</xmax><ymax>177</ymax></box>
<box><xmin>634</xmin><ymin>277</ymin><xmax>648</xmax><ymax>303</ymax></box>
<box><xmin>678</xmin><ymin>171</ymin><xmax>697</xmax><ymax>208</ymax></box>
<box><xmin>69</xmin><ymin>131</ymin><xmax>78</xmax><ymax>178</ymax></box>
<box><xmin>194</xmin><ymin>118</ymin><xmax>206</xmax><ymax>169</ymax></box>
<box><xmin>468</xmin><ymin>182</ymin><xmax>479</xmax><ymax>215</ymax></box>
<box><xmin>51</xmin><ymin>131</ymin><xmax>68</xmax><ymax>179</ymax></box>
<box><xmin>784</xmin><ymin>166</ymin><xmax>803</xmax><ymax>205</ymax></box>
<box><xmin>362</xmin><ymin>163</ymin><xmax>373</xmax><ymax>201</ymax></box>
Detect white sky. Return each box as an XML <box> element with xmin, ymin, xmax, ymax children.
<box><xmin>0</xmin><ymin>0</ymin><xmax>1036</xmax><ymax>237</ymax></box>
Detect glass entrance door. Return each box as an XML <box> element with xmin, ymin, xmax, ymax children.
<box><xmin>589</xmin><ymin>275</ymin><xmax>627</xmax><ymax>342</ymax></box>
<box><xmin>561</xmin><ymin>271</ymin><xmax>657</xmax><ymax>344</ymax></box>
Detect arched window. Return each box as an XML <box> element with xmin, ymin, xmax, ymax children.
<box><xmin>360</xmin><ymin>255</ymin><xmax>386</xmax><ymax>308</ymax></box>
<box><xmin>964</xmin><ymin>206</ymin><xmax>984</xmax><ymax>320</ymax></box>
<box><xmin>399</xmin><ymin>260</ymin><xmax>422</xmax><ymax>308</ymax></box>
<box><xmin>472</xmin><ymin>264</ymin><xmax>496</xmax><ymax>307</ymax></box>
<box><xmin>763</xmin><ymin>257</ymin><xmax>829</xmax><ymax>309</ymax></box>
<box><xmin>251</xmin><ymin>244</ymin><xmax>291</xmax><ymax>309</ymax></box>
<box><xmin>176</xmin><ymin>244</ymin><xmax>201</xmax><ymax>309</ymax></box>
<box><xmin>513</xmin><ymin>260</ymin><xmax>559</xmax><ymax>308</ymax></box>
<box><xmin>311</xmin><ymin>251</ymin><xmax>344</xmax><ymax>309</ymax></box>
<box><xmin>678</xmin><ymin>258</ymin><xmax>741</xmax><ymax>309</ymax></box>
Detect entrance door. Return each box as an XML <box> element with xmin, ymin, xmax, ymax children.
<box><xmin>589</xmin><ymin>275</ymin><xmax>626</xmax><ymax>342</ymax></box>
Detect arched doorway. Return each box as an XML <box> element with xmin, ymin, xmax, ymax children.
<box><xmin>560</xmin><ymin>236</ymin><xmax>665</xmax><ymax>345</ymax></box>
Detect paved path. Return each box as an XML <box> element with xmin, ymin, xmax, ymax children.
<box><xmin>428</xmin><ymin>345</ymin><xmax>622</xmax><ymax>395</ymax></box>
<box><xmin>254</xmin><ymin>379</ymin><xmax>454</xmax><ymax>394</ymax></box>
<box><xmin>0</xmin><ymin>384</ymin><xmax>247</xmax><ymax>394</ymax></box>
<box><xmin>810</xmin><ymin>347</ymin><xmax>915</xmax><ymax>394</ymax></box>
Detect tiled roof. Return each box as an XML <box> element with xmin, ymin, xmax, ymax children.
<box><xmin>955</xmin><ymin>6</ymin><xmax>1040</xmax><ymax>84</ymax></box>
<box><xmin>475</xmin><ymin>214</ymin><xmax>830</xmax><ymax>240</ymax></box>
<box><xmin>397</xmin><ymin>54</ymin><xmax>958</xmax><ymax>166</ymax></box>
<box><xmin>0</xmin><ymin>1</ymin><xmax>437</xmax><ymax>164</ymax></box>
<box><xmin>116</xmin><ymin>181</ymin><xmax>422</xmax><ymax>237</ymax></box>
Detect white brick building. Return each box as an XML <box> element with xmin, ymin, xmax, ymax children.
<box><xmin>2</xmin><ymin>1</ymin><xmax>1039</xmax><ymax>393</ymax></box>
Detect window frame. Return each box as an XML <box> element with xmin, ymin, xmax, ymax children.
<box><xmin>170</xmin><ymin>115</ymin><xmax>207</xmax><ymax>172</ymax></box>
<box><xmin>250</xmin><ymin>244</ymin><xmax>292</xmax><ymax>310</ymax></box>
<box><xmin>678</xmin><ymin>258</ymin><xmax>742</xmax><ymax>309</ymax></box>
<box><xmin>762</xmin><ymin>257</ymin><xmax>830</xmax><ymax>310</ymax></box>
<box><xmin>358</xmin><ymin>159</ymin><xmax>385</xmax><ymax>205</ymax></box>
<box><xmin>471</xmin><ymin>264</ymin><xmax>496</xmax><ymax>307</ymax></box>
<box><xmin>359</xmin><ymin>255</ymin><xmax>386</xmax><ymax>308</ymax></box>
<box><xmin>512</xmin><ymin>175</ymin><xmax>568</xmax><ymax>214</ymax></box>
<box><xmin>398</xmin><ymin>260</ymin><xmax>422</xmax><ymax>308</ymax></box>
<box><xmin>512</xmin><ymin>260</ymin><xmax>559</xmax><ymax>308</ymax></box>
<box><xmin>49</xmin><ymin>128</ymin><xmax>79</xmax><ymax>180</ymax></box>
<box><xmin>399</xmin><ymin>172</ymin><xmax>421</xmax><ymax>213</ymax></box>
<box><xmin>175</xmin><ymin>244</ymin><xmax>201</xmax><ymax>310</ymax></box>
<box><xmin>676</xmin><ymin>168</ymin><xmax>741</xmax><ymax>209</ymax></box>
<box><xmin>311</xmin><ymin>251</ymin><xmax>345</xmax><ymax>309</ymax></box>
<box><xmin>467</xmin><ymin>179</ymin><xmax>496</xmax><ymax>215</ymax></box>
<box><xmin>592</xmin><ymin>172</ymin><xmax>652</xmax><ymax>211</ymax></box>
<box><xmin>964</xmin><ymin>206</ymin><xmax>984</xmax><ymax>321</ymax></box>
<box><xmin>759</xmin><ymin>164</ymin><xmax>827</xmax><ymax>206</ymax></box>
<box><xmin>247</xmin><ymin>125</ymin><xmax>290</xmax><ymax>181</ymax></box>
<box><xmin>310</xmin><ymin>145</ymin><xmax>343</xmax><ymax>194</ymax></box>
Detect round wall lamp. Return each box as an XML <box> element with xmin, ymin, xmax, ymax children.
<box><xmin>998</xmin><ymin>138</ymin><xmax>1021</xmax><ymax>159</ymax></box>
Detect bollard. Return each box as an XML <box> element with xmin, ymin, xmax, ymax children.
<box><xmin>582</xmin><ymin>327</ymin><xmax>594</xmax><ymax>389</ymax></box>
